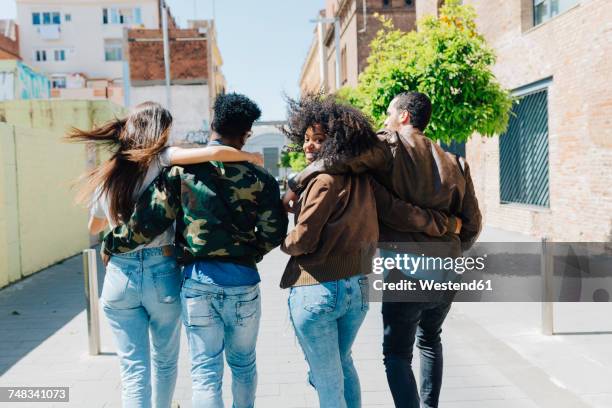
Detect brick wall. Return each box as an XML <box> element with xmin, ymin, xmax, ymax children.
<box><xmin>0</xmin><ymin>26</ymin><xmax>19</xmax><ymax>60</ymax></box>
<box><xmin>127</xmin><ymin>28</ymin><xmax>208</xmax><ymax>84</ymax></box>
<box><xmin>465</xmin><ymin>0</ymin><xmax>612</xmax><ymax>241</ymax></box>
<box><xmin>357</xmin><ymin>0</ymin><xmax>417</xmax><ymax>73</ymax></box>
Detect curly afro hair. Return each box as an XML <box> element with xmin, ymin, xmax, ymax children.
<box><xmin>282</xmin><ymin>94</ymin><xmax>378</xmax><ymax>166</ymax></box>
<box><xmin>211</xmin><ymin>93</ymin><xmax>261</xmax><ymax>139</ymax></box>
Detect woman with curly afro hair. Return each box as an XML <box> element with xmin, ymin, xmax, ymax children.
<box><xmin>282</xmin><ymin>94</ymin><xmax>381</xmax><ymax>167</ymax></box>
<box><xmin>279</xmin><ymin>94</ymin><xmax>425</xmax><ymax>407</ymax></box>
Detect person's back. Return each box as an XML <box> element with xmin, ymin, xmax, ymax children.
<box><xmin>377</xmin><ymin>127</ymin><xmax>480</xmax><ymax>254</ymax></box>
<box><xmin>281</xmin><ymin>172</ymin><xmax>379</xmax><ymax>288</ymax></box>
<box><xmin>379</xmin><ymin>92</ymin><xmax>481</xmax><ymax>408</ymax></box>
<box><xmin>170</xmin><ymin>160</ymin><xmax>285</xmax><ymax>268</ymax></box>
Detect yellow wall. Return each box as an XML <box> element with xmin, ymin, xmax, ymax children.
<box><xmin>0</xmin><ymin>100</ymin><xmax>127</xmax><ymax>288</ymax></box>
<box><xmin>0</xmin><ymin>124</ymin><xmax>21</xmax><ymax>287</ymax></box>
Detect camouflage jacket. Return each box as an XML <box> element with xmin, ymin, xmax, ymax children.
<box><xmin>101</xmin><ymin>162</ymin><xmax>289</xmax><ymax>268</ymax></box>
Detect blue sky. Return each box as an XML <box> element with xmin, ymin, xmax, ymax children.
<box><xmin>0</xmin><ymin>1</ymin><xmax>323</xmax><ymax>120</ymax></box>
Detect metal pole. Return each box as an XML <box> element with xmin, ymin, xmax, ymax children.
<box><xmin>83</xmin><ymin>249</ymin><xmax>101</xmax><ymax>355</ymax></box>
<box><xmin>161</xmin><ymin>2</ymin><xmax>172</xmax><ymax>110</ymax></box>
<box><xmin>541</xmin><ymin>237</ymin><xmax>554</xmax><ymax>335</ymax></box>
<box><xmin>317</xmin><ymin>21</ymin><xmax>328</xmax><ymax>92</ymax></box>
<box><xmin>333</xmin><ymin>18</ymin><xmax>342</xmax><ymax>90</ymax></box>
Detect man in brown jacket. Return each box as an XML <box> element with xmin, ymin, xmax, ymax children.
<box><xmin>284</xmin><ymin>92</ymin><xmax>482</xmax><ymax>408</ymax></box>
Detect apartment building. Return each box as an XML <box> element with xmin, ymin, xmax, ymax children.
<box><xmin>300</xmin><ymin>0</ymin><xmax>417</xmax><ymax>94</ymax></box>
<box><xmin>126</xmin><ymin>19</ymin><xmax>226</xmax><ymax>141</ymax></box>
<box><xmin>16</xmin><ymin>0</ymin><xmax>161</xmax><ymax>86</ymax></box>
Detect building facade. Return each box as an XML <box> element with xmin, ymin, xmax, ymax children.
<box><xmin>126</xmin><ymin>19</ymin><xmax>226</xmax><ymax>142</ymax></box>
<box><xmin>243</xmin><ymin>121</ymin><xmax>291</xmax><ymax>180</ymax></box>
<box><xmin>300</xmin><ymin>0</ymin><xmax>417</xmax><ymax>94</ymax></box>
<box><xmin>417</xmin><ymin>0</ymin><xmax>611</xmax><ymax>241</ymax></box>
<box><xmin>16</xmin><ymin>0</ymin><xmax>161</xmax><ymax>84</ymax></box>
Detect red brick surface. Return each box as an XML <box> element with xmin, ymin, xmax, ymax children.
<box><xmin>0</xmin><ymin>25</ymin><xmax>19</xmax><ymax>60</ymax></box>
<box><xmin>357</xmin><ymin>0</ymin><xmax>417</xmax><ymax>72</ymax></box>
<box><xmin>128</xmin><ymin>28</ymin><xmax>208</xmax><ymax>82</ymax></box>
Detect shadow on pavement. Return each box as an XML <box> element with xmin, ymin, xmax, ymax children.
<box><xmin>0</xmin><ymin>247</ymin><xmax>105</xmax><ymax>375</ymax></box>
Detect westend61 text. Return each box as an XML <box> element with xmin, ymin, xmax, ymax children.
<box><xmin>373</xmin><ymin>279</ymin><xmax>493</xmax><ymax>292</ymax></box>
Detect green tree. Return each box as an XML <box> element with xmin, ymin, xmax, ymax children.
<box><xmin>341</xmin><ymin>0</ymin><xmax>512</xmax><ymax>143</ymax></box>
<box><xmin>280</xmin><ymin>145</ymin><xmax>308</xmax><ymax>172</ymax></box>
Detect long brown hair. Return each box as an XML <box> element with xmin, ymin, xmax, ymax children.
<box><xmin>67</xmin><ymin>101</ymin><xmax>173</xmax><ymax>224</ymax></box>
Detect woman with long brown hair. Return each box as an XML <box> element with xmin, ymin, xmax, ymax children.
<box><xmin>68</xmin><ymin>101</ymin><xmax>262</xmax><ymax>408</ymax></box>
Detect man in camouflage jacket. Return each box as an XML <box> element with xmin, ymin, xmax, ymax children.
<box><xmin>102</xmin><ymin>93</ymin><xmax>288</xmax><ymax>408</ymax></box>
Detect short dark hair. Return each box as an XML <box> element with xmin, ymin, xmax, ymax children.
<box><xmin>393</xmin><ymin>92</ymin><xmax>432</xmax><ymax>131</ymax></box>
<box><xmin>211</xmin><ymin>93</ymin><xmax>261</xmax><ymax>139</ymax></box>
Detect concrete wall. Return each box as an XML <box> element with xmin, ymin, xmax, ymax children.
<box><xmin>51</xmin><ymin>86</ymin><xmax>123</xmax><ymax>106</ymax></box>
<box><xmin>0</xmin><ymin>124</ymin><xmax>20</xmax><ymax>288</ymax></box>
<box><xmin>0</xmin><ymin>99</ymin><xmax>127</xmax><ymax>289</ymax></box>
<box><xmin>463</xmin><ymin>0</ymin><xmax>612</xmax><ymax>241</ymax></box>
<box><xmin>130</xmin><ymin>84</ymin><xmax>211</xmax><ymax>143</ymax></box>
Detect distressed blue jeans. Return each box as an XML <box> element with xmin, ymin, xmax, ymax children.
<box><xmin>181</xmin><ymin>278</ymin><xmax>261</xmax><ymax>408</ymax></box>
<box><xmin>288</xmin><ymin>275</ymin><xmax>370</xmax><ymax>408</ymax></box>
<box><xmin>101</xmin><ymin>247</ymin><xmax>182</xmax><ymax>408</ymax></box>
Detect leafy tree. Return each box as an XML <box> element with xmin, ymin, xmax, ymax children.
<box><xmin>280</xmin><ymin>145</ymin><xmax>308</xmax><ymax>172</ymax></box>
<box><xmin>341</xmin><ymin>0</ymin><xmax>512</xmax><ymax>143</ymax></box>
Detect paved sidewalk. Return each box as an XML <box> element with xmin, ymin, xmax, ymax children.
<box><xmin>1</xmin><ymin>228</ymin><xmax>611</xmax><ymax>407</ymax></box>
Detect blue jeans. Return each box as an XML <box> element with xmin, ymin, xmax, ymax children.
<box><xmin>382</xmin><ymin>301</ymin><xmax>453</xmax><ymax>408</ymax></box>
<box><xmin>101</xmin><ymin>247</ymin><xmax>182</xmax><ymax>408</ymax></box>
<box><xmin>288</xmin><ymin>275</ymin><xmax>370</xmax><ymax>408</ymax></box>
<box><xmin>181</xmin><ymin>278</ymin><xmax>261</xmax><ymax>408</ymax></box>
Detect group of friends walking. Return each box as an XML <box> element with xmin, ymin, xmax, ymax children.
<box><xmin>69</xmin><ymin>90</ymin><xmax>481</xmax><ymax>408</ymax></box>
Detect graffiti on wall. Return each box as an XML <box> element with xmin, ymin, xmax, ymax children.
<box><xmin>172</xmin><ymin>129</ymin><xmax>210</xmax><ymax>146</ymax></box>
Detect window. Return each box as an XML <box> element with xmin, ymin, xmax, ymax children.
<box><xmin>383</xmin><ymin>0</ymin><xmax>390</xmax><ymax>7</ymax></box>
<box><xmin>35</xmin><ymin>50</ymin><xmax>47</xmax><ymax>61</ymax></box>
<box><xmin>64</xmin><ymin>13</ymin><xmax>71</xmax><ymax>22</ymax></box>
<box><xmin>134</xmin><ymin>8</ymin><xmax>142</xmax><ymax>24</ymax></box>
<box><xmin>405</xmin><ymin>0</ymin><xmax>413</xmax><ymax>6</ymax></box>
<box><xmin>33</xmin><ymin>11</ymin><xmax>61</xmax><ymax>25</ymax></box>
<box><xmin>52</xmin><ymin>77</ymin><xmax>66</xmax><ymax>89</ymax></box>
<box><xmin>54</xmin><ymin>49</ymin><xmax>66</xmax><ymax>61</ymax></box>
<box><xmin>104</xmin><ymin>39</ymin><xmax>123</xmax><ymax>61</ymax></box>
<box><xmin>441</xmin><ymin>140</ymin><xmax>465</xmax><ymax>158</ymax></box>
<box><xmin>103</xmin><ymin>7</ymin><xmax>142</xmax><ymax>25</ymax></box>
<box><xmin>534</xmin><ymin>0</ymin><xmax>579</xmax><ymax>26</ymax></box>
<box><xmin>499</xmin><ymin>86</ymin><xmax>550</xmax><ymax>207</ymax></box>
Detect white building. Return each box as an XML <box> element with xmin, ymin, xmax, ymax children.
<box><xmin>16</xmin><ymin>0</ymin><xmax>161</xmax><ymax>86</ymax></box>
<box><xmin>244</xmin><ymin>121</ymin><xmax>290</xmax><ymax>179</ymax></box>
